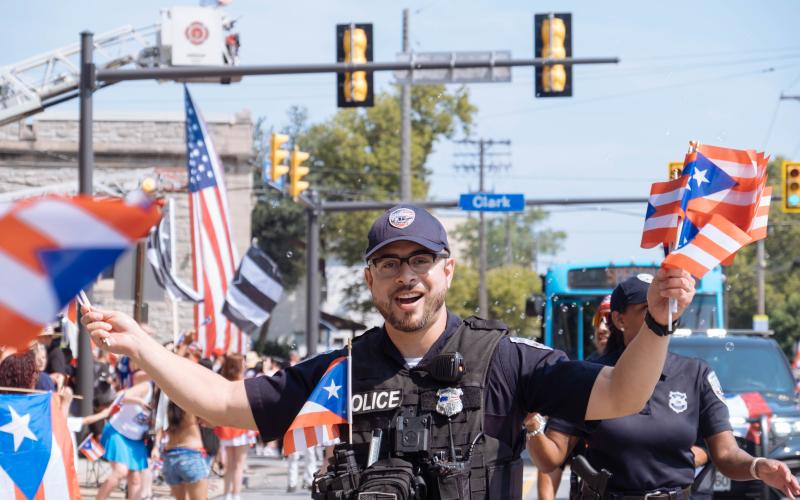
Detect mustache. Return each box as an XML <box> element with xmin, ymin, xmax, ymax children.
<box><xmin>391</xmin><ymin>284</ymin><xmax>424</xmax><ymax>298</ymax></box>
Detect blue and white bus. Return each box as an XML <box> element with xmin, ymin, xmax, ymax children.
<box><xmin>532</xmin><ymin>261</ymin><xmax>725</xmax><ymax>360</ymax></box>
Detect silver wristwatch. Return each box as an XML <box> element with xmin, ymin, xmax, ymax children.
<box><xmin>526</xmin><ymin>414</ymin><xmax>547</xmax><ymax>439</ymax></box>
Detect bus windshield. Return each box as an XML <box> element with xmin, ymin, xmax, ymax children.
<box><xmin>550</xmin><ymin>293</ymin><xmax>719</xmax><ymax>359</ymax></box>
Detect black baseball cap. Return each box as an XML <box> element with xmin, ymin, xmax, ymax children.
<box><xmin>610</xmin><ymin>274</ymin><xmax>654</xmax><ymax>312</ymax></box>
<box><xmin>364</xmin><ymin>204</ymin><xmax>450</xmax><ymax>261</ymax></box>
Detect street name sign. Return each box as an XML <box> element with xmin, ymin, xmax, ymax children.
<box><xmin>459</xmin><ymin>193</ymin><xmax>525</xmax><ymax>212</ymax></box>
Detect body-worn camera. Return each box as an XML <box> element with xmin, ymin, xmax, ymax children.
<box><xmin>394</xmin><ymin>414</ymin><xmax>431</xmax><ymax>456</ymax></box>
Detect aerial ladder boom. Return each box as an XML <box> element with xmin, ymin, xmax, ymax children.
<box><xmin>0</xmin><ymin>6</ymin><xmax>240</xmax><ymax>127</ymax></box>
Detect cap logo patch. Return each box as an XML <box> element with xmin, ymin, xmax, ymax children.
<box><xmin>637</xmin><ymin>273</ymin><xmax>654</xmax><ymax>284</ymax></box>
<box><xmin>389</xmin><ymin>208</ymin><xmax>415</xmax><ymax>229</ymax></box>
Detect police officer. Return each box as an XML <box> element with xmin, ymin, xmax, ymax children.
<box><xmin>528</xmin><ymin>275</ymin><xmax>800</xmax><ymax>499</ymax></box>
<box><xmin>83</xmin><ymin>204</ymin><xmax>698</xmax><ymax>500</ymax></box>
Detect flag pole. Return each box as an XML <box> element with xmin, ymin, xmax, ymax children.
<box><xmin>667</xmin><ymin>140</ymin><xmax>698</xmax><ymax>329</ymax></box>
<box><xmin>347</xmin><ymin>337</ymin><xmax>353</xmax><ymax>444</ymax></box>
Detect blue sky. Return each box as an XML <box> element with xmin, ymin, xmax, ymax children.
<box><xmin>3</xmin><ymin>0</ymin><xmax>800</xmax><ymax>269</ymax></box>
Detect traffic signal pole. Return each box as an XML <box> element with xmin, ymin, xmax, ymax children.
<box><xmin>305</xmin><ymin>191</ymin><xmax>321</xmax><ymax>357</ymax></box>
<box><xmin>399</xmin><ymin>9</ymin><xmax>412</xmax><ymax>201</ymax></box>
<box><xmin>77</xmin><ymin>31</ymin><xmax>95</xmax><ymax>418</ymax></box>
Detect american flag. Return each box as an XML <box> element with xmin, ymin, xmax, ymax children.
<box><xmin>184</xmin><ymin>87</ymin><xmax>243</xmax><ymax>354</ymax></box>
<box><xmin>78</xmin><ymin>434</ymin><xmax>105</xmax><ymax>462</ymax></box>
<box><xmin>0</xmin><ymin>393</ymin><xmax>81</xmax><ymax>499</ymax></box>
<box><xmin>283</xmin><ymin>356</ymin><xmax>349</xmax><ymax>455</ymax></box>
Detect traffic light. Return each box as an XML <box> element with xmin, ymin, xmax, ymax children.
<box><xmin>336</xmin><ymin>23</ymin><xmax>374</xmax><ymax>108</ymax></box>
<box><xmin>289</xmin><ymin>145</ymin><xmax>310</xmax><ymax>200</ymax></box>
<box><xmin>269</xmin><ymin>133</ymin><xmax>289</xmax><ymax>183</ymax></box>
<box><xmin>782</xmin><ymin>161</ymin><xmax>800</xmax><ymax>213</ymax></box>
<box><xmin>668</xmin><ymin>161</ymin><xmax>684</xmax><ymax>180</ymax></box>
<box><xmin>534</xmin><ymin>13</ymin><xmax>572</xmax><ymax>98</ymax></box>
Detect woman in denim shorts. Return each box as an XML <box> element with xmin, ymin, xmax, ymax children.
<box><xmin>152</xmin><ymin>398</ymin><xmax>209</xmax><ymax>500</ymax></box>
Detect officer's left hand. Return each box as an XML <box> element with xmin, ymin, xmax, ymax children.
<box><xmin>646</xmin><ymin>267</ymin><xmax>695</xmax><ymax>325</ymax></box>
<box><xmin>757</xmin><ymin>459</ymin><xmax>800</xmax><ymax>499</ymax></box>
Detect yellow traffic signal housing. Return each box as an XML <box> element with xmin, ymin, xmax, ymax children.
<box><xmin>337</xmin><ymin>23</ymin><xmax>374</xmax><ymax>108</ymax></box>
<box><xmin>270</xmin><ymin>133</ymin><xmax>289</xmax><ymax>183</ymax></box>
<box><xmin>782</xmin><ymin>161</ymin><xmax>800</xmax><ymax>213</ymax></box>
<box><xmin>668</xmin><ymin>161</ymin><xmax>684</xmax><ymax>180</ymax></box>
<box><xmin>289</xmin><ymin>146</ymin><xmax>310</xmax><ymax>200</ymax></box>
<box><xmin>535</xmin><ymin>13</ymin><xmax>572</xmax><ymax>98</ymax></box>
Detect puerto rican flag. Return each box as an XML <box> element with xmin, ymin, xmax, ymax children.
<box><xmin>664</xmin><ymin>214</ymin><xmax>752</xmax><ymax>278</ymax></box>
<box><xmin>0</xmin><ymin>393</ymin><xmax>81</xmax><ymax>499</ymax></box>
<box><xmin>184</xmin><ymin>87</ymin><xmax>243</xmax><ymax>355</ymax></box>
<box><xmin>641</xmin><ymin>177</ymin><xmax>687</xmax><ymax>249</ymax></box>
<box><xmin>283</xmin><ymin>356</ymin><xmax>349</xmax><ymax>456</ymax></box>
<box><xmin>0</xmin><ymin>194</ymin><xmax>160</xmax><ymax>350</ymax></box>
<box><xmin>78</xmin><ymin>434</ymin><xmax>104</xmax><ymax>462</ymax></box>
<box><xmin>725</xmin><ymin>391</ymin><xmax>772</xmax><ymax>445</ymax></box>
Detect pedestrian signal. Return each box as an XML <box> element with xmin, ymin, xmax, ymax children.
<box><xmin>782</xmin><ymin>161</ymin><xmax>800</xmax><ymax>214</ymax></box>
<box><xmin>270</xmin><ymin>133</ymin><xmax>290</xmax><ymax>183</ymax></box>
<box><xmin>290</xmin><ymin>146</ymin><xmax>310</xmax><ymax>200</ymax></box>
<box><xmin>337</xmin><ymin>23</ymin><xmax>374</xmax><ymax>108</ymax></box>
<box><xmin>535</xmin><ymin>13</ymin><xmax>572</xmax><ymax>97</ymax></box>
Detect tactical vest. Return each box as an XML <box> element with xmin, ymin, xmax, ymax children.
<box><xmin>340</xmin><ymin>317</ymin><xmax>523</xmax><ymax>500</ymax></box>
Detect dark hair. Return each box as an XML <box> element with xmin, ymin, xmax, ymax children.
<box><xmin>167</xmin><ymin>400</ymin><xmax>186</xmax><ymax>430</ymax></box>
<box><xmin>0</xmin><ymin>350</ymin><xmax>39</xmax><ymax>391</ymax></box>
<box><xmin>605</xmin><ymin>317</ymin><xmax>626</xmax><ymax>354</ymax></box>
<box><xmin>220</xmin><ymin>354</ymin><xmax>245</xmax><ymax>381</ymax></box>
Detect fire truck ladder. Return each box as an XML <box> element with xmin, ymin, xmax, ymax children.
<box><xmin>0</xmin><ymin>25</ymin><xmax>160</xmax><ymax>127</ymax></box>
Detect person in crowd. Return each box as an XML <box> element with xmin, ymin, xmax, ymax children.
<box><xmin>96</xmin><ymin>369</ymin><xmax>154</xmax><ymax>500</ymax></box>
<box><xmin>82</xmin><ymin>204</ymin><xmax>700</xmax><ymax>499</ymax></box>
<box><xmin>32</xmin><ymin>339</ymin><xmax>56</xmax><ymax>391</ymax></box>
<box><xmin>588</xmin><ymin>295</ymin><xmax>611</xmax><ymax>360</ymax></box>
<box><xmin>214</xmin><ymin>354</ymin><xmax>254</xmax><ymax>500</ymax></box>
<box><xmin>0</xmin><ymin>349</ymin><xmax>39</xmax><ymax>391</ymax></box>
<box><xmin>152</xmin><ymin>395</ymin><xmax>209</xmax><ymax>500</ymax></box>
<box><xmin>527</xmin><ymin>275</ymin><xmax>800</xmax><ymax>499</ymax></box>
<box><xmin>285</xmin><ymin>351</ymin><xmax>321</xmax><ymax>492</ymax></box>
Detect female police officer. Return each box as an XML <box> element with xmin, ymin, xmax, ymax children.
<box><xmin>83</xmin><ymin>204</ymin><xmax>699</xmax><ymax>500</ymax></box>
<box><xmin>528</xmin><ymin>274</ymin><xmax>800</xmax><ymax>499</ymax></box>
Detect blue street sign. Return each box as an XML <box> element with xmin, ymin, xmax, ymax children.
<box><xmin>459</xmin><ymin>193</ymin><xmax>525</xmax><ymax>212</ymax></box>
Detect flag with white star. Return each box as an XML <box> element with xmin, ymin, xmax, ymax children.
<box><xmin>642</xmin><ymin>142</ymin><xmax>771</xmax><ymax>278</ymax></box>
<box><xmin>0</xmin><ymin>393</ymin><xmax>81</xmax><ymax>499</ymax></box>
<box><xmin>283</xmin><ymin>356</ymin><xmax>349</xmax><ymax>455</ymax></box>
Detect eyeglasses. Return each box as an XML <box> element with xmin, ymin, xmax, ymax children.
<box><xmin>368</xmin><ymin>252</ymin><xmax>449</xmax><ymax>279</ymax></box>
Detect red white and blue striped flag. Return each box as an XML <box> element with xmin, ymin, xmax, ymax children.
<box><xmin>184</xmin><ymin>87</ymin><xmax>243</xmax><ymax>355</ymax></box>
<box><xmin>0</xmin><ymin>194</ymin><xmax>160</xmax><ymax>350</ymax></box>
<box><xmin>78</xmin><ymin>434</ymin><xmax>104</xmax><ymax>462</ymax></box>
<box><xmin>642</xmin><ymin>143</ymin><xmax>770</xmax><ymax>279</ymax></box>
<box><xmin>0</xmin><ymin>393</ymin><xmax>81</xmax><ymax>499</ymax></box>
<box><xmin>283</xmin><ymin>356</ymin><xmax>349</xmax><ymax>455</ymax></box>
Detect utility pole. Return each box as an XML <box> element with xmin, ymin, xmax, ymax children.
<box><xmin>454</xmin><ymin>139</ymin><xmax>511</xmax><ymax>318</ymax></box>
<box><xmin>77</xmin><ymin>31</ymin><xmax>95</xmax><ymax>418</ymax></box>
<box><xmin>399</xmin><ymin>9</ymin><xmax>412</xmax><ymax>201</ymax></box>
<box><xmin>306</xmin><ymin>191</ymin><xmax>321</xmax><ymax>357</ymax></box>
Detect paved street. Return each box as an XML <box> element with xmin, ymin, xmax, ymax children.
<box><xmin>78</xmin><ymin>451</ymin><xmax>570</xmax><ymax>499</ymax></box>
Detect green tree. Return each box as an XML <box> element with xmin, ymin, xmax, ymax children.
<box><xmin>726</xmin><ymin>157</ymin><xmax>800</xmax><ymax>354</ymax></box>
<box><xmin>452</xmin><ymin>209</ymin><xmax>566</xmax><ymax>269</ymax></box>
<box><xmin>448</xmin><ymin>264</ymin><xmax>541</xmax><ymax>337</ymax></box>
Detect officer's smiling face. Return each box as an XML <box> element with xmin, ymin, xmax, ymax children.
<box><xmin>365</xmin><ymin>240</ymin><xmax>454</xmax><ymax>334</ymax></box>
<box><xmin>612</xmin><ymin>302</ymin><xmax>648</xmax><ymax>345</ymax></box>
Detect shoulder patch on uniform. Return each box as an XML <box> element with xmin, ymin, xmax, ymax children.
<box><xmin>508</xmin><ymin>337</ymin><xmax>552</xmax><ymax>350</ymax></box>
<box><xmin>707</xmin><ymin>371</ymin><xmax>725</xmax><ymax>402</ymax></box>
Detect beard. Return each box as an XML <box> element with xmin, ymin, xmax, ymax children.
<box><xmin>373</xmin><ymin>285</ymin><xmax>447</xmax><ymax>333</ymax></box>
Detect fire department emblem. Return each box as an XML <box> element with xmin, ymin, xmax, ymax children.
<box><xmin>669</xmin><ymin>391</ymin><xmax>688</xmax><ymax>414</ymax></box>
<box><xmin>388</xmin><ymin>208</ymin><xmax>415</xmax><ymax>229</ymax></box>
<box><xmin>436</xmin><ymin>388</ymin><xmax>463</xmax><ymax>417</ymax></box>
<box><xmin>185</xmin><ymin>21</ymin><xmax>209</xmax><ymax>45</ymax></box>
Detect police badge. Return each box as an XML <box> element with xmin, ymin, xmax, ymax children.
<box><xmin>436</xmin><ymin>388</ymin><xmax>464</xmax><ymax>417</ymax></box>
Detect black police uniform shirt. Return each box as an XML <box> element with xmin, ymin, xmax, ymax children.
<box><xmin>245</xmin><ymin>311</ymin><xmax>603</xmax><ymax>454</ymax></box>
<box><xmin>548</xmin><ymin>347</ymin><xmax>732</xmax><ymax>493</ymax></box>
